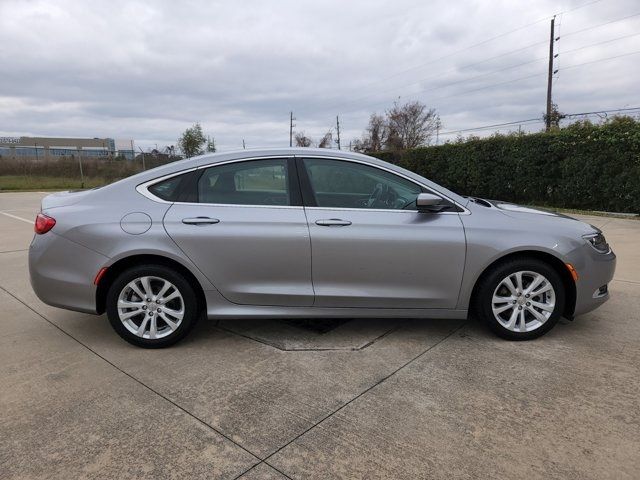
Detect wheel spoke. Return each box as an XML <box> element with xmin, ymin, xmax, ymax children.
<box><xmin>530</xmin><ymin>300</ymin><xmax>554</xmax><ymax>312</ymax></box>
<box><xmin>531</xmin><ymin>283</ymin><xmax>553</xmax><ymax>296</ymax></box>
<box><xmin>162</xmin><ymin>290</ymin><xmax>181</xmax><ymax>303</ymax></box>
<box><xmin>504</xmin><ymin>308</ymin><xmax>519</xmax><ymax>329</ymax></box>
<box><xmin>140</xmin><ymin>276</ymin><xmax>154</xmax><ymax>298</ymax></box>
<box><xmin>148</xmin><ymin>315</ymin><xmax>158</xmax><ymax>339</ymax></box>
<box><xmin>524</xmin><ymin>274</ymin><xmax>544</xmax><ymax>295</ymax></box>
<box><xmin>162</xmin><ymin>306</ymin><xmax>184</xmax><ymax>320</ymax></box>
<box><xmin>514</xmin><ymin>272</ymin><xmax>524</xmax><ymax>292</ymax></box>
<box><xmin>128</xmin><ymin>281</ymin><xmax>146</xmax><ymax>300</ymax></box>
<box><xmin>502</xmin><ymin>277</ymin><xmax>518</xmax><ymax>296</ymax></box>
<box><xmin>527</xmin><ymin>306</ymin><xmax>548</xmax><ymax>323</ymax></box>
<box><xmin>158</xmin><ymin>311</ymin><xmax>179</xmax><ymax>331</ymax></box>
<box><xmin>156</xmin><ymin>280</ymin><xmax>172</xmax><ymax>300</ymax></box>
<box><xmin>120</xmin><ymin>308</ymin><xmax>143</xmax><ymax>320</ymax></box>
<box><xmin>136</xmin><ymin>316</ymin><xmax>150</xmax><ymax>336</ymax></box>
<box><xmin>518</xmin><ymin>309</ymin><xmax>526</xmax><ymax>331</ymax></box>
<box><xmin>493</xmin><ymin>303</ymin><xmax>513</xmax><ymax>315</ymax></box>
<box><xmin>118</xmin><ymin>299</ymin><xmax>145</xmax><ymax>309</ymax></box>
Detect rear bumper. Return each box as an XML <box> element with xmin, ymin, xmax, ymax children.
<box><xmin>29</xmin><ymin>232</ymin><xmax>108</xmax><ymax>314</ymax></box>
<box><xmin>570</xmin><ymin>245</ymin><xmax>616</xmax><ymax>317</ymax></box>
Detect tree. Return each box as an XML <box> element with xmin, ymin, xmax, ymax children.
<box><xmin>294</xmin><ymin>131</ymin><xmax>313</xmax><ymax>147</ymax></box>
<box><xmin>357</xmin><ymin>113</ymin><xmax>388</xmax><ymax>152</ymax></box>
<box><xmin>178</xmin><ymin>123</ymin><xmax>207</xmax><ymax>158</ymax></box>
<box><xmin>317</xmin><ymin>130</ymin><xmax>333</xmax><ymax>148</ymax></box>
<box><xmin>543</xmin><ymin>103</ymin><xmax>567</xmax><ymax>130</ymax></box>
<box><xmin>206</xmin><ymin>135</ymin><xmax>216</xmax><ymax>153</ymax></box>
<box><xmin>386</xmin><ymin>101</ymin><xmax>441</xmax><ymax>150</ymax></box>
<box><xmin>353</xmin><ymin>102</ymin><xmax>441</xmax><ymax>152</ymax></box>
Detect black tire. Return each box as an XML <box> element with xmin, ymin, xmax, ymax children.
<box><xmin>106</xmin><ymin>264</ymin><xmax>200</xmax><ymax>348</ymax></box>
<box><xmin>475</xmin><ymin>257</ymin><xmax>565</xmax><ymax>340</ymax></box>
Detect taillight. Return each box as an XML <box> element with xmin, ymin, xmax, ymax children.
<box><xmin>34</xmin><ymin>213</ymin><xmax>56</xmax><ymax>234</ymax></box>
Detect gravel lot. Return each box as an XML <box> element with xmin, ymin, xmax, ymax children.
<box><xmin>1</xmin><ymin>191</ymin><xmax>639</xmax><ymax>480</ymax></box>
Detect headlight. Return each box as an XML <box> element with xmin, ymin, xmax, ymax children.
<box><xmin>583</xmin><ymin>232</ymin><xmax>610</xmax><ymax>253</ymax></box>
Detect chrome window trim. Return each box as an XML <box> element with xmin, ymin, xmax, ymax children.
<box><xmin>136</xmin><ymin>156</ymin><xmax>292</xmax><ymax>206</ymax></box>
<box><xmin>136</xmin><ymin>167</ymin><xmax>198</xmax><ymax>204</ymax></box>
<box><xmin>298</xmin><ymin>154</ymin><xmax>470</xmax><ymax>215</ymax></box>
<box><xmin>136</xmin><ymin>154</ymin><xmax>469</xmax><ymax>214</ymax></box>
<box><xmin>304</xmin><ymin>206</ymin><xmax>461</xmax><ymax>215</ymax></box>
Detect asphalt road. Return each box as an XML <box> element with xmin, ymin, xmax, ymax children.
<box><xmin>1</xmin><ymin>191</ymin><xmax>639</xmax><ymax>480</ymax></box>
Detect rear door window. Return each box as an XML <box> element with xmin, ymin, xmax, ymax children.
<box><xmin>197</xmin><ymin>158</ymin><xmax>291</xmax><ymax>206</ymax></box>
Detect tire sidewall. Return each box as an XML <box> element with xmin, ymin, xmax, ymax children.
<box><xmin>106</xmin><ymin>265</ymin><xmax>198</xmax><ymax>348</ymax></box>
<box><xmin>477</xmin><ymin>258</ymin><xmax>566</xmax><ymax>340</ymax></box>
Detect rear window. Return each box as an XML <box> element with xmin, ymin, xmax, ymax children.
<box><xmin>147</xmin><ymin>174</ymin><xmax>187</xmax><ymax>201</ymax></box>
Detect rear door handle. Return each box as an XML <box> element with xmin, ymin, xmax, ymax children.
<box><xmin>315</xmin><ymin>218</ymin><xmax>352</xmax><ymax>227</ymax></box>
<box><xmin>182</xmin><ymin>217</ymin><xmax>220</xmax><ymax>225</ymax></box>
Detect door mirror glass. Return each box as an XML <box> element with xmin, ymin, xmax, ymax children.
<box><xmin>416</xmin><ymin>193</ymin><xmax>445</xmax><ymax>212</ymax></box>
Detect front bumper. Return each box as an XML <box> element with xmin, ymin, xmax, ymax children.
<box><xmin>29</xmin><ymin>232</ymin><xmax>109</xmax><ymax>314</ymax></box>
<box><xmin>569</xmin><ymin>244</ymin><xmax>616</xmax><ymax>317</ymax></box>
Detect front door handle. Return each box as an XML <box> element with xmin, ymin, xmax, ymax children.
<box><xmin>315</xmin><ymin>218</ymin><xmax>352</xmax><ymax>227</ymax></box>
<box><xmin>182</xmin><ymin>217</ymin><xmax>220</xmax><ymax>225</ymax></box>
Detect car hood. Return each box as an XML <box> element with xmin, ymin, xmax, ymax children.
<box><xmin>479</xmin><ymin>199</ymin><xmax>599</xmax><ymax>235</ymax></box>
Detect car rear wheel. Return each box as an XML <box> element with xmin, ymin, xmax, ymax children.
<box><xmin>106</xmin><ymin>265</ymin><xmax>199</xmax><ymax>348</ymax></box>
<box><xmin>476</xmin><ymin>258</ymin><xmax>565</xmax><ymax>340</ymax></box>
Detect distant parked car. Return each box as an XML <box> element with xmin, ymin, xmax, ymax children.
<box><xmin>29</xmin><ymin>148</ymin><xmax>615</xmax><ymax>347</ymax></box>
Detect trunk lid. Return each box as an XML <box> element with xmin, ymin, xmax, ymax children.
<box><xmin>41</xmin><ymin>189</ymin><xmax>98</xmax><ymax>211</ymax></box>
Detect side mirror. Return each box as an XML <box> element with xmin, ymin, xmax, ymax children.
<box><xmin>416</xmin><ymin>193</ymin><xmax>446</xmax><ymax>212</ymax></box>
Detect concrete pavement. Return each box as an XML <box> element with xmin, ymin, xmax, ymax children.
<box><xmin>1</xmin><ymin>192</ymin><xmax>638</xmax><ymax>479</ymax></box>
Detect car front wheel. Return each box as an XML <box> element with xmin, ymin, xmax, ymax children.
<box><xmin>106</xmin><ymin>265</ymin><xmax>199</xmax><ymax>348</ymax></box>
<box><xmin>476</xmin><ymin>258</ymin><xmax>566</xmax><ymax>340</ymax></box>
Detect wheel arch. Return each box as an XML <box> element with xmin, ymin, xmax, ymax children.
<box><xmin>469</xmin><ymin>250</ymin><xmax>577</xmax><ymax>319</ymax></box>
<box><xmin>96</xmin><ymin>254</ymin><xmax>207</xmax><ymax>315</ymax></box>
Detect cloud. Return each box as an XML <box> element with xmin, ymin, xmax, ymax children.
<box><xmin>1</xmin><ymin>0</ymin><xmax>638</xmax><ymax>150</ymax></box>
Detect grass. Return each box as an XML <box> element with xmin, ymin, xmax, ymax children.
<box><xmin>0</xmin><ymin>175</ymin><xmax>109</xmax><ymax>191</ymax></box>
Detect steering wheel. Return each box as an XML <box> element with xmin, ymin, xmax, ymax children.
<box><xmin>367</xmin><ymin>183</ymin><xmax>385</xmax><ymax>208</ymax></box>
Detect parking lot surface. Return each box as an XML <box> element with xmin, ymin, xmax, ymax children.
<box><xmin>1</xmin><ymin>191</ymin><xmax>639</xmax><ymax>480</ymax></box>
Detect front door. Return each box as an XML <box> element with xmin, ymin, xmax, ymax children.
<box><xmin>163</xmin><ymin>157</ymin><xmax>313</xmax><ymax>306</ymax></box>
<box><xmin>299</xmin><ymin>157</ymin><xmax>466</xmax><ymax>309</ymax></box>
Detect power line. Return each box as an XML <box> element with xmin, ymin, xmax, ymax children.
<box><xmin>558</xmin><ymin>31</ymin><xmax>640</xmax><ymax>55</ymax></box>
<box><xmin>561</xmin><ymin>49</ymin><xmax>640</xmax><ymax>70</ymax></box>
<box><xmin>339</xmin><ymin>46</ymin><xmax>640</xmax><ymax>117</ymax></box>
<box><xmin>331</xmin><ymin>26</ymin><xmax>640</xmax><ymax>115</ymax></box>
<box><xmin>561</xmin><ymin>11</ymin><xmax>640</xmax><ymax>38</ymax></box>
<box><xmin>439</xmin><ymin>107</ymin><xmax>640</xmax><ymax>136</ymax></box>
<box><xmin>332</xmin><ymin>14</ymin><xmax>640</xmax><ymax>116</ymax></box>
<box><xmin>320</xmin><ymin>0</ymin><xmax>611</xmax><ymax>111</ymax></box>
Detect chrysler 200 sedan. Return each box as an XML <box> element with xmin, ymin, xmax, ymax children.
<box><xmin>29</xmin><ymin>148</ymin><xmax>616</xmax><ymax>348</ymax></box>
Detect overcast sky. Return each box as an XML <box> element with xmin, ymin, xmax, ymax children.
<box><xmin>1</xmin><ymin>0</ymin><xmax>638</xmax><ymax>151</ymax></box>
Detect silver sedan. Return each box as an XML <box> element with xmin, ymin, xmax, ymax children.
<box><xmin>29</xmin><ymin>148</ymin><xmax>616</xmax><ymax>347</ymax></box>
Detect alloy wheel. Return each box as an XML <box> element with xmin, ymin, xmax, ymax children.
<box><xmin>117</xmin><ymin>276</ymin><xmax>185</xmax><ymax>339</ymax></box>
<box><xmin>491</xmin><ymin>270</ymin><xmax>556</xmax><ymax>333</ymax></box>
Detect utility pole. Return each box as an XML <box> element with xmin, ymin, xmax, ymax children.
<box><xmin>289</xmin><ymin>111</ymin><xmax>295</xmax><ymax>147</ymax></box>
<box><xmin>335</xmin><ymin>115</ymin><xmax>341</xmax><ymax>150</ymax></box>
<box><xmin>138</xmin><ymin>146</ymin><xmax>146</xmax><ymax>170</ymax></box>
<box><xmin>545</xmin><ymin>16</ymin><xmax>556</xmax><ymax>132</ymax></box>
<box><xmin>77</xmin><ymin>149</ymin><xmax>85</xmax><ymax>189</ymax></box>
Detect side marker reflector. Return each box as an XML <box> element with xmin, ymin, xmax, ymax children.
<box><xmin>565</xmin><ymin>263</ymin><xmax>578</xmax><ymax>282</ymax></box>
<box><xmin>94</xmin><ymin>267</ymin><xmax>108</xmax><ymax>285</ymax></box>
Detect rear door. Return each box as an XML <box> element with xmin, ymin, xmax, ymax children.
<box><xmin>162</xmin><ymin>157</ymin><xmax>313</xmax><ymax>306</ymax></box>
<box><xmin>299</xmin><ymin>157</ymin><xmax>466</xmax><ymax>309</ymax></box>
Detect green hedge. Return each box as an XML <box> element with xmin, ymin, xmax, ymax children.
<box><xmin>371</xmin><ymin>117</ymin><xmax>640</xmax><ymax>213</ymax></box>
